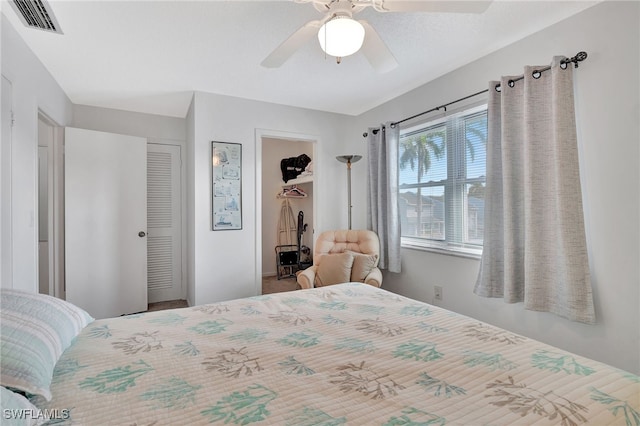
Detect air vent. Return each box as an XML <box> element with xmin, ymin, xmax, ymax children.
<box><xmin>10</xmin><ymin>0</ymin><xmax>63</xmax><ymax>34</ymax></box>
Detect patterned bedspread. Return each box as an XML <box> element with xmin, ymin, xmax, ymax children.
<box><xmin>37</xmin><ymin>283</ymin><xmax>639</xmax><ymax>425</ymax></box>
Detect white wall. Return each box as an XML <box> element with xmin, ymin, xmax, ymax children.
<box><xmin>1</xmin><ymin>14</ymin><xmax>73</xmax><ymax>291</ymax></box>
<box><xmin>351</xmin><ymin>1</ymin><xmax>640</xmax><ymax>374</ymax></box>
<box><xmin>72</xmin><ymin>105</ymin><xmax>186</xmax><ymax>142</ymax></box>
<box><xmin>188</xmin><ymin>92</ymin><xmax>350</xmax><ymax>305</ymax></box>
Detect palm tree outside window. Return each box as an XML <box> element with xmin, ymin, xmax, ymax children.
<box><xmin>398</xmin><ymin>104</ymin><xmax>487</xmax><ymax>254</ymax></box>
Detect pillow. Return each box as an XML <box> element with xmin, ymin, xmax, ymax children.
<box><xmin>0</xmin><ymin>386</ymin><xmax>43</xmax><ymax>426</ymax></box>
<box><xmin>0</xmin><ymin>289</ymin><xmax>94</xmax><ymax>400</ymax></box>
<box><xmin>347</xmin><ymin>251</ymin><xmax>379</xmax><ymax>282</ymax></box>
<box><xmin>315</xmin><ymin>252</ymin><xmax>355</xmax><ymax>287</ymax></box>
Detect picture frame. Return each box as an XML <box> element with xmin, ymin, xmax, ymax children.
<box><xmin>211</xmin><ymin>141</ymin><xmax>242</xmax><ymax>231</ymax></box>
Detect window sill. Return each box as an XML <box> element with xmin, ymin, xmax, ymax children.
<box><xmin>401</xmin><ymin>240</ymin><xmax>482</xmax><ymax>260</ymax></box>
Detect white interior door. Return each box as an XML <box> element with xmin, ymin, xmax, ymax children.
<box><xmin>147</xmin><ymin>143</ymin><xmax>182</xmax><ymax>303</ymax></box>
<box><xmin>65</xmin><ymin>127</ymin><xmax>147</xmax><ymax>319</ymax></box>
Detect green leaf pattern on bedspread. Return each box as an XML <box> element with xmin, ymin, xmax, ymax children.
<box><xmin>383</xmin><ymin>407</ymin><xmax>446</xmax><ymax>426</ymax></box>
<box><xmin>79</xmin><ymin>360</ymin><xmax>153</xmax><ymax>393</ymax></box>
<box><xmin>278</xmin><ymin>356</ymin><xmax>315</xmax><ymax>375</ymax></box>
<box><xmin>147</xmin><ymin>312</ymin><xmax>187</xmax><ymax>326</ymax></box>
<box><xmin>278</xmin><ymin>329</ymin><xmax>321</xmax><ymax>348</ymax></box>
<box><xmin>37</xmin><ymin>283</ymin><xmax>639</xmax><ymax>425</ymax></box>
<box><xmin>230</xmin><ymin>328</ymin><xmax>269</xmax><ymax>343</ymax></box>
<box><xmin>462</xmin><ymin>350</ymin><xmax>518</xmax><ymax>371</ymax></box>
<box><xmin>417</xmin><ymin>322</ymin><xmax>448</xmax><ymax>333</ymax></box>
<box><xmin>531</xmin><ymin>350</ymin><xmax>596</xmax><ymax>376</ymax></box>
<box><xmin>140</xmin><ymin>376</ymin><xmax>201</xmax><ymax>409</ymax></box>
<box><xmin>240</xmin><ymin>305</ymin><xmax>262</xmax><ymax>315</ymax></box>
<box><xmin>86</xmin><ymin>324</ymin><xmax>112</xmax><ymax>339</ymax></box>
<box><xmin>323</xmin><ymin>314</ymin><xmax>346</xmax><ymax>325</ymax></box>
<box><xmin>393</xmin><ymin>340</ymin><xmax>443</xmax><ymax>362</ymax></box>
<box><xmin>52</xmin><ymin>358</ymin><xmax>87</xmax><ymax>380</ymax></box>
<box><xmin>173</xmin><ymin>341</ymin><xmax>199</xmax><ymax>357</ymax></box>
<box><xmin>334</xmin><ymin>337</ymin><xmax>376</xmax><ymax>354</ymax></box>
<box><xmin>200</xmin><ymin>384</ymin><xmax>277</xmax><ymax>424</ymax></box>
<box><xmin>590</xmin><ymin>387</ymin><xmax>640</xmax><ymax>426</ymax></box>
<box><xmin>189</xmin><ymin>319</ymin><xmax>233</xmax><ymax>335</ymax></box>
<box><xmin>319</xmin><ymin>301</ymin><xmax>348</xmax><ymax>311</ymax></box>
<box><xmin>400</xmin><ymin>305</ymin><xmax>432</xmax><ymax>317</ymax></box>
<box><xmin>285</xmin><ymin>407</ymin><xmax>346</xmax><ymax>425</ymax></box>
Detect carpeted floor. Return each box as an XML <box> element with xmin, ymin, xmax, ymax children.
<box><xmin>262</xmin><ymin>274</ymin><xmax>299</xmax><ymax>294</ymax></box>
<box><xmin>146</xmin><ymin>276</ymin><xmax>299</xmax><ymax>312</ymax></box>
<box><xmin>147</xmin><ymin>299</ymin><xmax>188</xmax><ymax>311</ymax></box>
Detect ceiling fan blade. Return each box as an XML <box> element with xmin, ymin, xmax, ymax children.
<box><xmin>359</xmin><ymin>20</ymin><xmax>398</xmax><ymax>73</ymax></box>
<box><xmin>261</xmin><ymin>19</ymin><xmax>323</xmax><ymax>68</ymax></box>
<box><xmin>373</xmin><ymin>1</ymin><xmax>492</xmax><ymax>13</ymax></box>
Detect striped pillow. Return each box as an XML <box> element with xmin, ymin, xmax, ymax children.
<box><xmin>0</xmin><ymin>289</ymin><xmax>94</xmax><ymax>400</ymax></box>
<box><xmin>0</xmin><ymin>386</ymin><xmax>43</xmax><ymax>426</ymax></box>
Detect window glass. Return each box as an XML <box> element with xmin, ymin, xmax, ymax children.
<box><xmin>398</xmin><ymin>105</ymin><xmax>487</xmax><ymax>254</ymax></box>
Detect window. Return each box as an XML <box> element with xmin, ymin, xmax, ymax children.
<box><xmin>398</xmin><ymin>104</ymin><xmax>487</xmax><ymax>255</ymax></box>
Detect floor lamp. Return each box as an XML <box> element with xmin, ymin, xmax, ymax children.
<box><xmin>336</xmin><ymin>155</ymin><xmax>362</xmax><ymax>230</ymax></box>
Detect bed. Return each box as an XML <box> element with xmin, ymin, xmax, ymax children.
<box><xmin>2</xmin><ymin>284</ymin><xmax>638</xmax><ymax>425</ymax></box>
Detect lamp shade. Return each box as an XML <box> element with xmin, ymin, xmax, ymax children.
<box><xmin>318</xmin><ymin>16</ymin><xmax>365</xmax><ymax>58</ymax></box>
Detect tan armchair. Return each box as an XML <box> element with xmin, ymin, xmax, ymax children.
<box><xmin>297</xmin><ymin>230</ymin><xmax>382</xmax><ymax>289</ymax></box>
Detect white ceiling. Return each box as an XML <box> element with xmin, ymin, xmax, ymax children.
<box><xmin>3</xmin><ymin>0</ymin><xmax>598</xmax><ymax>118</ymax></box>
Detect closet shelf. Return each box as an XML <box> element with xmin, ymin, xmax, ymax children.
<box><xmin>282</xmin><ymin>175</ymin><xmax>313</xmax><ymax>186</ymax></box>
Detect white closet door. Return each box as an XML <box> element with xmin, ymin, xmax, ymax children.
<box><xmin>147</xmin><ymin>143</ymin><xmax>182</xmax><ymax>303</ymax></box>
<box><xmin>65</xmin><ymin>127</ymin><xmax>147</xmax><ymax>319</ymax></box>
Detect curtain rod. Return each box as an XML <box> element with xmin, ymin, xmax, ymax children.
<box><xmin>363</xmin><ymin>51</ymin><xmax>588</xmax><ymax>137</ymax></box>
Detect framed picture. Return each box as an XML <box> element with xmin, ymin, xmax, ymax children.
<box><xmin>211</xmin><ymin>141</ymin><xmax>242</xmax><ymax>231</ymax></box>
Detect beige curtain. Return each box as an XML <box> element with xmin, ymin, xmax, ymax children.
<box><xmin>474</xmin><ymin>57</ymin><xmax>595</xmax><ymax>324</ymax></box>
<box><xmin>367</xmin><ymin>123</ymin><xmax>401</xmax><ymax>273</ymax></box>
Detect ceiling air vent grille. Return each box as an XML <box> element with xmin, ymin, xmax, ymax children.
<box><xmin>10</xmin><ymin>0</ymin><xmax>63</xmax><ymax>34</ymax></box>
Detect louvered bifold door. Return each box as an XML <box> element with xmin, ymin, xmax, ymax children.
<box><xmin>147</xmin><ymin>143</ymin><xmax>182</xmax><ymax>303</ymax></box>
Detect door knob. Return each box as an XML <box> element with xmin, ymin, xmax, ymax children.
<box><xmin>138</xmin><ymin>231</ymin><xmax>146</xmax><ymax>237</ymax></box>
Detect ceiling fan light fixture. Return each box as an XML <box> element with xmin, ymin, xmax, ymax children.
<box><xmin>318</xmin><ymin>16</ymin><xmax>365</xmax><ymax>58</ymax></box>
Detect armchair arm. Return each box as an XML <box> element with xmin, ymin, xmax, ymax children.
<box><xmin>297</xmin><ymin>266</ymin><xmax>318</xmax><ymax>289</ymax></box>
<box><xmin>363</xmin><ymin>267</ymin><xmax>383</xmax><ymax>288</ymax></box>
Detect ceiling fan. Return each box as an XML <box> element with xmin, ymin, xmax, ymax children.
<box><xmin>261</xmin><ymin>0</ymin><xmax>492</xmax><ymax>73</ymax></box>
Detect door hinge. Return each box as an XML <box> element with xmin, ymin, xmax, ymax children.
<box><xmin>10</xmin><ymin>111</ymin><xmax>15</xmax><ymax>127</ymax></box>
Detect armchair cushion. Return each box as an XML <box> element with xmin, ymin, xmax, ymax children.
<box><xmin>315</xmin><ymin>252</ymin><xmax>355</xmax><ymax>287</ymax></box>
<box><xmin>348</xmin><ymin>251</ymin><xmax>379</xmax><ymax>282</ymax></box>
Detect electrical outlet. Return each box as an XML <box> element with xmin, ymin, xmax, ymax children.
<box><xmin>434</xmin><ymin>286</ymin><xmax>443</xmax><ymax>301</ymax></box>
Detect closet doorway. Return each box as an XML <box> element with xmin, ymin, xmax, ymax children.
<box><xmin>37</xmin><ymin>112</ymin><xmax>64</xmax><ymax>298</ymax></box>
<box><xmin>257</xmin><ymin>130</ymin><xmax>318</xmax><ymax>294</ymax></box>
